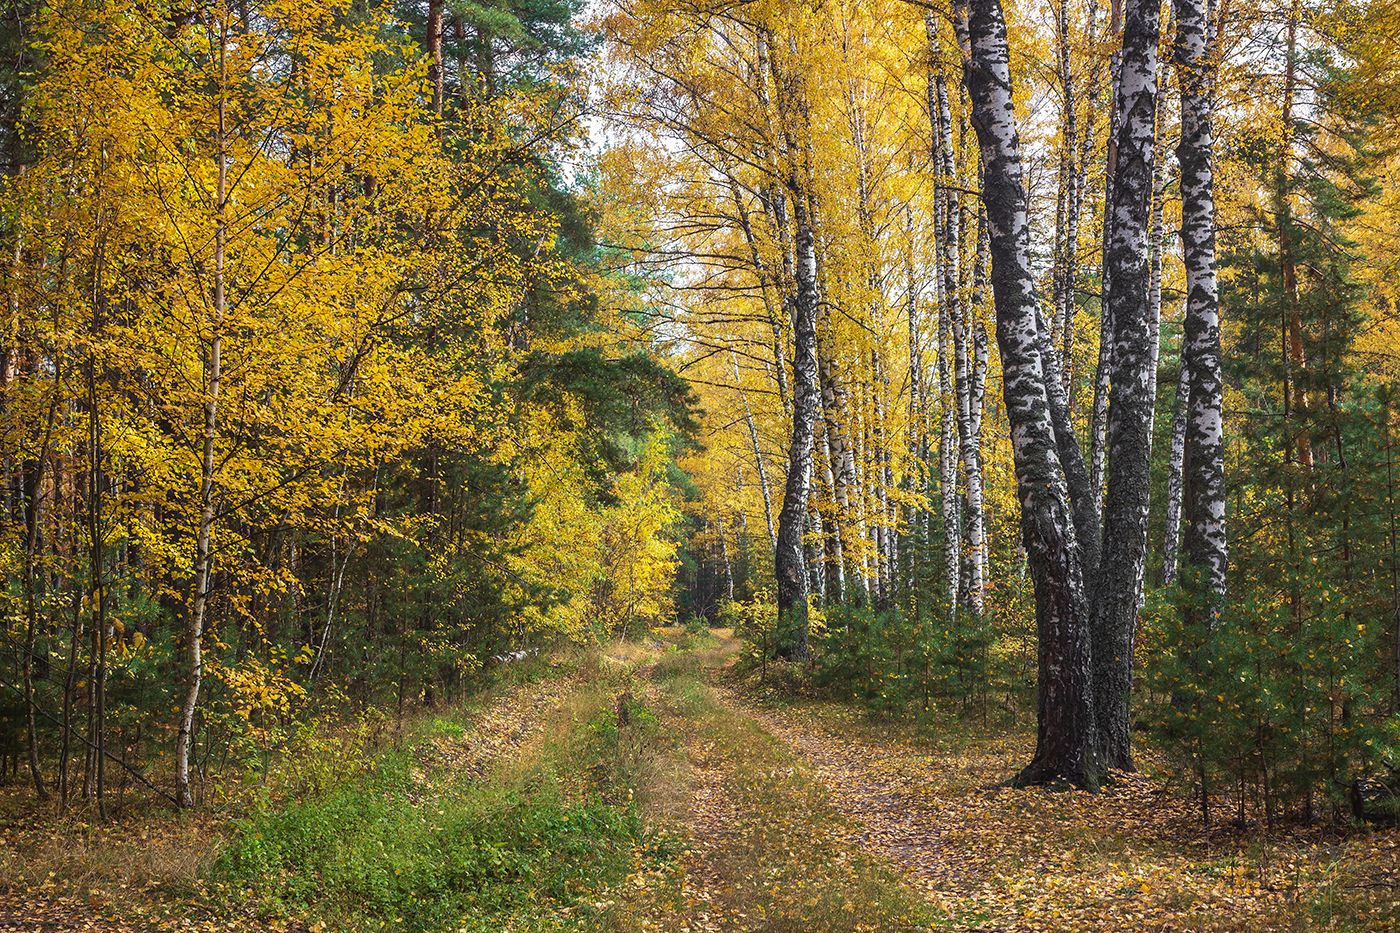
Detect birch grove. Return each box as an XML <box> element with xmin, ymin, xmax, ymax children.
<box><xmin>606</xmin><ymin>0</ymin><xmax>1398</xmax><ymax>807</ymax></box>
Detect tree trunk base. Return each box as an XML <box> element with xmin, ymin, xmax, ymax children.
<box><xmin>1011</xmin><ymin>755</ymin><xmax>1102</xmax><ymax>792</ymax></box>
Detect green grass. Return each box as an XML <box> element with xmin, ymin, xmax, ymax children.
<box><xmin>212</xmin><ymin>662</ymin><xmax>680</xmax><ymax>932</ymax></box>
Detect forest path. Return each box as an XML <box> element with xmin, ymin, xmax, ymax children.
<box><xmin>715</xmin><ymin>684</ymin><xmax>976</xmax><ymax>897</ymax></box>
<box><xmin>633</xmin><ymin>630</ymin><xmax>943</xmax><ymax>931</ymax></box>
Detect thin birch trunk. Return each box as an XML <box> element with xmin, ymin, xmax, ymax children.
<box><xmin>177</xmin><ymin>21</ymin><xmax>228</xmax><ymax>807</ymax></box>
<box><xmin>1052</xmin><ymin>0</ymin><xmax>1079</xmax><ymax>396</ymax></box>
<box><xmin>1175</xmin><ymin>0</ymin><xmax>1227</xmax><ymax>617</ymax></box>
<box><xmin>1090</xmin><ymin>0</ymin><xmax>1127</xmax><ymax>512</ymax></box>
<box><xmin>931</xmin><ymin>19</ymin><xmax>985</xmax><ymax>615</ymax></box>
<box><xmin>733</xmin><ymin>352</ymin><xmax>779</xmax><ymax>551</ymax></box>
<box><xmin>904</xmin><ymin>205</ymin><xmax>927</xmax><ymax>596</ymax></box>
<box><xmin>1161</xmin><ymin>346</ymin><xmax>1191</xmax><ymax>586</ymax></box>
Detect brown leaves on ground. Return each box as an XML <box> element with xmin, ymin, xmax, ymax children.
<box><xmin>734</xmin><ymin>688</ymin><xmax>1400</xmax><ymax>932</ymax></box>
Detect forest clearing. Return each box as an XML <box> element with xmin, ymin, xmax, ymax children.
<box><xmin>2</xmin><ymin>0</ymin><xmax>1400</xmax><ymax>928</ymax></box>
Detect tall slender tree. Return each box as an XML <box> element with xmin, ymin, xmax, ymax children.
<box><xmin>1174</xmin><ymin>0</ymin><xmax>1226</xmax><ymax>618</ymax></box>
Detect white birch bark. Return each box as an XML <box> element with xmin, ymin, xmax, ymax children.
<box><xmin>1161</xmin><ymin>346</ymin><xmax>1191</xmax><ymax>586</ymax></box>
<box><xmin>1174</xmin><ymin>0</ymin><xmax>1227</xmax><ymax>612</ymax></box>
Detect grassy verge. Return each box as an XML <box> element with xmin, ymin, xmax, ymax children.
<box><xmin>0</xmin><ymin>647</ymin><xmax>686</xmax><ymax>931</ymax></box>
<box><xmin>209</xmin><ymin>649</ymin><xmax>683</xmax><ymax>931</ymax></box>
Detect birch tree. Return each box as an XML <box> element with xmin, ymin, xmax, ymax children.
<box><xmin>1091</xmin><ymin>0</ymin><xmax>1163</xmax><ymax>772</ymax></box>
<box><xmin>1173</xmin><ymin>0</ymin><xmax>1226</xmax><ymax>613</ymax></box>
<box><xmin>771</xmin><ymin>51</ymin><xmax>822</xmax><ymax>660</ymax></box>
<box><xmin>960</xmin><ymin>0</ymin><xmax>1099</xmax><ymax>789</ymax></box>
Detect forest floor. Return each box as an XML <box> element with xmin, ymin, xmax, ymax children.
<box><xmin>2</xmin><ymin>629</ymin><xmax>1398</xmax><ymax>931</ymax></box>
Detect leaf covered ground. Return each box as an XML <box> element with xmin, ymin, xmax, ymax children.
<box><xmin>2</xmin><ymin>630</ymin><xmax>1398</xmax><ymax>931</ymax></box>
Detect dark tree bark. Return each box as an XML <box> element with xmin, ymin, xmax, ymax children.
<box><xmin>960</xmin><ymin>0</ymin><xmax>1099</xmax><ymax>789</ymax></box>
<box><xmin>1091</xmin><ymin>0</ymin><xmax>1162</xmax><ymax>772</ymax></box>
<box><xmin>427</xmin><ymin>0</ymin><xmax>444</xmax><ymax>115</ymax></box>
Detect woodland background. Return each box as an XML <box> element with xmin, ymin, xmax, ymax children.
<box><xmin>0</xmin><ymin>0</ymin><xmax>1398</xmax><ymax>926</ymax></box>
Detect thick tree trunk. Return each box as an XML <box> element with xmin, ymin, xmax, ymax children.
<box><xmin>1175</xmin><ymin>0</ymin><xmax>1227</xmax><ymax>617</ymax></box>
<box><xmin>961</xmin><ymin>0</ymin><xmax>1099</xmax><ymax>790</ymax></box>
<box><xmin>1092</xmin><ymin>0</ymin><xmax>1162</xmax><ymax>773</ymax></box>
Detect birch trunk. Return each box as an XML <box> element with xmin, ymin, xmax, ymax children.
<box><xmin>733</xmin><ymin>352</ymin><xmax>778</xmax><ymax>551</ymax></box>
<box><xmin>1161</xmin><ymin>347</ymin><xmax>1190</xmax><ymax>586</ymax></box>
<box><xmin>1090</xmin><ymin>0</ymin><xmax>1126</xmax><ymax>511</ymax></box>
<box><xmin>961</xmin><ymin>0</ymin><xmax>1100</xmax><ymax>789</ymax></box>
<box><xmin>177</xmin><ymin>21</ymin><xmax>228</xmax><ymax>807</ymax></box>
<box><xmin>904</xmin><ymin>206</ymin><xmax>928</xmax><ymax>595</ymax></box>
<box><xmin>1092</xmin><ymin>0</ymin><xmax>1162</xmax><ymax>772</ymax></box>
<box><xmin>1174</xmin><ymin>0</ymin><xmax>1227</xmax><ymax>615</ymax></box>
<box><xmin>1052</xmin><ymin>0</ymin><xmax>1079</xmax><ymax>395</ymax></box>
<box><xmin>816</xmin><ymin>414</ymin><xmax>846</xmax><ymax>601</ymax></box>
<box><xmin>930</xmin><ymin>20</ymin><xmax>986</xmax><ymax>616</ymax></box>
<box><xmin>771</xmin><ymin>48</ymin><xmax>821</xmax><ymax>657</ymax></box>
<box><xmin>937</xmin><ymin>248</ymin><xmax>962</xmax><ymax>617</ymax></box>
